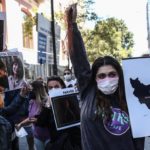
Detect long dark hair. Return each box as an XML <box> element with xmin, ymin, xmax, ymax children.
<box><xmin>31</xmin><ymin>80</ymin><xmax>48</xmax><ymax>104</ymax></box>
<box><xmin>92</xmin><ymin>56</ymin><xmax>127</xmax><ymax>120</ymax></box>
<box><xmin>10</xmin><ymin>57</ymin><xmax>24</xmax><ymax>79</ymax></box>
<box><xmin>47</xmin><ymin>76</ymin><xmax>66</xmax><ymax>89</ymax></box>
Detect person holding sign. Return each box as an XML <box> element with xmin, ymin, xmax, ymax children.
<box><xmin>0</xmin><ymin>84</ymin><xmax>29</xmax><ymax>150</ymax></box>
<box><xmin>65</xmin><ymin>4</ymin><xmax>145</xmax><ymax>150</ymax></box>
<box><xmin>16</xmin><ymin>80</ymin><xmax>51</xmax><ymax>150</ymax></box>
<box><xmin>46</xmin><ymin>76</ymin><xmax>82</xmax><ymax>150</ymax></box>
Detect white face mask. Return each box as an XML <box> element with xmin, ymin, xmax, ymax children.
<box><xmin>48</xmin><ymin>87</ymin><xmax>61</xmax><ymax>95</ymax></box>
<box><xmin>64</xmin><ymin>74</ymin><xmax>72</xmax><ymax>81</ymax></box>
<box><xmin>96</xmin><ymin>77</ymin><xmax>119</xmax><ymax>95</ymax></box>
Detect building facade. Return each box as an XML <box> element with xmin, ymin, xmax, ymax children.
<box><xmin>0</xmin><ymin>0</ymin><xmax>63</xmax><ymax>80</ymax></box>
<box><xmin>147</xmin><ymin>0</ymin><xmax>150</xmax><ymax>51</ymax></box>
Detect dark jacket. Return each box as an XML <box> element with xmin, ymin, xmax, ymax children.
<box><xmin>0</xmin><ymin>92</ymin><xmax>26</xmax><ymax>135</ymax></box>
<box><xmin>0</xmin><ymin>115</ymin><xmax>12</xmax><ymax>150</ymax></box>
<box><xmin>4</xmin><ymin>90</ymin><xmax>29</xmax><ymax>125</ymax></box>
<box><xmin>37</xmin><ymin>107</ymin><xmax>82</xmax><ymax>150</ymax></box>
<box><xmin>0</xmin><ymin>93</ymin><xmax>26</xmax><ymax>150</ymax></box>
<box><xmin>69</xmin><ymin>23</ymin><xmax>144</xmax><ymax>150</ymax></box>
<box><xmin>0</xmin><ymin>94</ymin><xmax>26</xmax><ymax>117</ymax></box>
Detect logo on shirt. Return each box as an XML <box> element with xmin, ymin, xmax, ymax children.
<box><xmin>103</xmin><ymin>108</ymin><xmax>130</xmax><ymax>135</ymax></box>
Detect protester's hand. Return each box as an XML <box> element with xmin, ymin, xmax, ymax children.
<box><xmin>71</xmin><ymin>3</ymin><xmax>77</xmax><ymax>23</ymax></box>
<box><xmin>15</xmin><ymin>124</ymin><xmax>22</xmax><ymax>131</ymax></box>
<box><xmin>65</xmin><ymin>3</ymin><xmax>77</xmax><ymax>24</ymax></box>
<box><xmin>0</xmin><ymin>86</ymin><xmax>4</xmax><ymax>93</ymax></box>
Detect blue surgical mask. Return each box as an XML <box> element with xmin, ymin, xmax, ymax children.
<box><xmin>48</xmin><ymin>88</ymin><xmax>61</xmax><ymax>96</ymax></box>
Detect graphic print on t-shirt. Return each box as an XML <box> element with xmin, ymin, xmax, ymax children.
<box><xmin>103</xmin><ymin>108</ymin><xmax>130</xmax><ymax>135</ymax></box>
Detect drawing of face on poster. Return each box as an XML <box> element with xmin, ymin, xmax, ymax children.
<box><xmin>0</xmin><ymin>51</ymin><xmax>26</xmax><ymax>91</ymax></box>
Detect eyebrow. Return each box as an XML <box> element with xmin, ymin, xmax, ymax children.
<box><xmin>97</xmin><ymin>71</ymin><xmax>117</xmax><ymax>74</ymax></box>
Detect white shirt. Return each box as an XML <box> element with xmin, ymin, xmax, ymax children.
<box><xmin>64</xmin><ymin>79</ymin><xmax>77</xmax><ymax>87</ymax></box>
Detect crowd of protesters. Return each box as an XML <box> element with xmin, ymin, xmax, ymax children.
<box><xmin>0</xmin><ymin>65</ymin><xmax>80</xmax><ymax>150</ymax></box>
<box><xmin>0</xmin><ymin>3</ymin><xmax>149</xmax><ymax>150</ymax></box>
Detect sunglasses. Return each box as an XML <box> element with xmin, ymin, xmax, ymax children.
<box><xmin>64</xmin><ymin>72</ymin><xmax>71</xmax><ymax>75</ymax></box>
<box><xmin>96</xmin><ymin>71</ymin><xmax>118</xmax><ymax>79</ymax></box>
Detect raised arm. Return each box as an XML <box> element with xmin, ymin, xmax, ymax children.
<box><xmin>65</xmin><ymin>4</ymin><xmax>91</xmax><ymax>93</ymax></box>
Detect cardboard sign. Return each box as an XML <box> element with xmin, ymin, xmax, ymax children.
<box><xmin>0</xmin><ymin>51</ymin><xmax>26</xmax><ymax>92</ymax></box>
<box><xmin>122</xmin><ymin>57</ymin><xmax>150</xmax><ymax>138</ymax></box>
<box><xmin>49</xmin><ymin>87</ymin><xmax>80</xmax><ymax>130</ymax></box>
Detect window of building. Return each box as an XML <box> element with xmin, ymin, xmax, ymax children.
<box><xmin>21</xmin><ymin>10</ymin><xmax>34</xmax><ymax>49</ymax></box>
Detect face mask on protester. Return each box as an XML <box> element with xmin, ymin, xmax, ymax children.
<box><xmin>64</xmin><ymin>74</ymin><xmax>72</xmax><ymax>81</ymax></box>
<box><xmin>96</xmin><ymin>77</ymin><xmax>119</xmax><ymax>95</ymax></box>
<box><xmin>48</xmin><ymin>87</ymin><xmax>61</xmax><ymax>96</ymax></box>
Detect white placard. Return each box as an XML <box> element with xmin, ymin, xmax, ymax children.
<box><xmin>15</xmin><ymin>127</ymin><xmax>28</xmax><ymax>138</ymax></box>
<box><xmin>122</xmin><ymin>57</ymin><xmax>150</xmax><ymax>138</ymax></box>
<box><xmin>49</xmin><ymin>87</ymin><xmax>80</xmax><ymax>130</ymax></box>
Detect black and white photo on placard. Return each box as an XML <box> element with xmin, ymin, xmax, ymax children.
<box><xmin>0</xmin><ymin>51</ymin><xmax>26</xmax><ymax>92</ymax></box>
<box><xmin>49</xmin><ymin>87</ymin><xmax>80</xmax><ymax>130</ymax></box>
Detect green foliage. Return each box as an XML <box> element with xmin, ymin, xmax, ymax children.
<box><xmin>83</xmin><ymin>0</ymin><xmax>98</xmax><ymax>21</ymax></box>
<box><xmin>55</xmin><ymin>0</ymin><xmax>98</xmax><ymax>29</ymax></box>
<box><xmin>23</xmin><ymin>15</ymin><xmax>36</xmax><ymax>39</ymax></box>
<box><xmin>82</xmin><ymin>17</ymin><xmax>134</xmax><ymax>63</ymax></box>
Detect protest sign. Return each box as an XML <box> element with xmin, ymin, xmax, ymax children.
<box><xmin>49</xmin><ymin>87</ymin><xmax>80</xmax><ymax>130</ymax></box>
<box><xmin>122</xmin><ymin>57</ymin><xmax>150</xmax><ymax>138</ymax></box>
<box><xmin>0</xmin><ymin>51</ymin><xmax>26</xmax><ymax>92</ymax></box>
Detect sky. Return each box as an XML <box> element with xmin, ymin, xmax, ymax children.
<box><xmin>54</xmin><ymin>0</ymin><xmax>149</xmax><ymax>56</ymax></box>
<box><xmin>90</xmin><ymin>0</ymin><xmax>149</xmax><ymax>56</ymax></box>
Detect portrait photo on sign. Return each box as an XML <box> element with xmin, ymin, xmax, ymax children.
<box><xmin>122</xmin><ymin>57</ymin><xmax>150</xmax><ymax>138</ymax></box>
<box><xmin>49</xmin><ymin>87</ymin><xmax>80</xmax><ymax>130</ymax></box>
<box><xmin>0</xmin><ymin>51</ymin><xmax>26</xmax><ymax>92</ymax></box>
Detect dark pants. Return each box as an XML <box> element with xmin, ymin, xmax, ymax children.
<box><xmin>12</xmin><ymin>137</ymin><xmax>19</xmax><ymax>150</ymax></box>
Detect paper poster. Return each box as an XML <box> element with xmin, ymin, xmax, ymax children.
<box><xmin>122</xmin><ymin>57</ymin><xmax>150</xmax><ymax>138</ymax></box>
<box><xmin>49</xmin><ymin>87</ymin><xmax>80</xmax><ymax>130</ymax></box>
<box><xmin>15</xmin><ymin>127</ymin><xmax>28</xmax><ymax>138</ymax></box>
<box><xmin>0</xmin><ymin>51</ymin><xmax>26</xmax><ymax>92</ymax></box>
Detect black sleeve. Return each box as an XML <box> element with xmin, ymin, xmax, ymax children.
<box><xmin>35</xmin><ymin>107</ymin><xmax>52</xmax><ymax>127</ymax></box>
<box><xmin>36</xmin><ymin>107</ymin><xmax>60</xmax><ymax>142</ymax></box>
<box><xmin>0</xmin><ymin>95</ymin><xmax>26</xmax><ymax>117</ymax></box>
<box><xmin>69</xmin><ymin>23</ymin><xmax>92</xmax><ymax>96</ymax></box>
<box><xmin>133</xmin><ymin>137</ymin><xmax>145</xmax><ymax>150</ymax></box>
